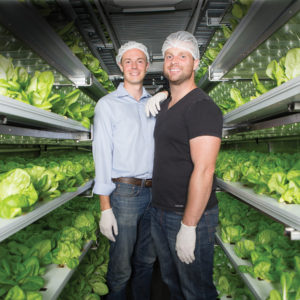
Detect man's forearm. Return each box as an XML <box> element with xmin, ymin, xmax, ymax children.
<box><xmin>100</xmin><ymin>195</ymin><xmax>111</xmax><ymax>211</ymax></box>
<box><xmin>182</xmin><ymin>167</ymin><xmax>214</xmax><ymax>226</ymax></box>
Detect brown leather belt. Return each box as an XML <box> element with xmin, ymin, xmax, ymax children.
<box><xmin>112</xmin><ymin>177</ymin><xmax>152</xmax><ymax>187</ymax></box>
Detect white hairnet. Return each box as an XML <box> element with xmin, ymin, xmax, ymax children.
<box><xmin>162</xmin><ymin>31</ymin><xmax>200</xmax><ymax>60</ymax></box>
<box><xmin>116</xmin><ymin>41</ymin><xmax>150</xmax><ymax>64</ymax></box>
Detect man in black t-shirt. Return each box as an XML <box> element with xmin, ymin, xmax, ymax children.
<box><xmin>148</xmin><ymin>31</ymin><xmax>223</xmax><ymax>300</ymax></box>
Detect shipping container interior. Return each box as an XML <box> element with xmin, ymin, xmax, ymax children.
<box><xmin>0</xmin><ymin>0</ymin><xmax>300</xmax><ymax>299</ymax></box>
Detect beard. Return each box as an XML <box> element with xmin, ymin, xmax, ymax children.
<box><xmin>163</xmin><ymin>69</ymin><xmax>194</xmax><ymax>86</ymax></box>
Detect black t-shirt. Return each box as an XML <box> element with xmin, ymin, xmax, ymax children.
<box><xmin>152</xmin><ymin>88</ymin><xmax>223</xmax><ymax>213</ymax></box>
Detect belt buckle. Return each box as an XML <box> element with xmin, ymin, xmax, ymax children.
<box><xmin>141</xmin><ymin>179</ymin><xmax>146</xmax><ymax>187</ymax></box>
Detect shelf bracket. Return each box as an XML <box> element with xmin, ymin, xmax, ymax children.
<box><xmin>288</xmin><ymin>102</ymin><xmax>300</xmax><ymax>112</ymax></box>
<box><xmin>0</xmin><ymin>115</ymin><xmax>7</xmax><ymax>125</ymax></box>
<box><xmin>206</xmin><ymin>9</ymin><xmax>227</xmax><ymax>27</ymax></box>
<box><xmin>208</xmin><ymin>65</ymin><xmax>229</xmax><ymax>82</ymax></box>
<box><xmin>285</xmin><ymin>227</ymin><xmax>300</xmax><ymax>241</ymax></box>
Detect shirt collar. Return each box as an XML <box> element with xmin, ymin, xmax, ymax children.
<box><xmin>116</xmin><ymin>83</ymin><xmax>150</xmax><ymax>102</ymax></box>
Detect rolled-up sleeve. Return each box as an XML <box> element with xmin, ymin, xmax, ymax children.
<box><xmin>92</xmin><ymin>100</ymin><xmax>116</xmax><ymax>195</ymax></box>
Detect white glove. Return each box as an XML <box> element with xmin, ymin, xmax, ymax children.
<box><xmin>175</xmin><ymin>222</ymin><xmax>196</xmax><ymax>264</ymax></box>
<box><xmin>145</xmin><ymin>91</ymin><xmax>168</xmax><ymax>117</ymax></box>
<box><xmin>99</xmin><ymin>208</ymin><xmax>118</xmax><ymax>242</ymax></box>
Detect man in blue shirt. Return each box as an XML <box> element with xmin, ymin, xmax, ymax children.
<box><xmin>92</xmin><ymin>41</ymin><xmax>156</xmax><ymax>300</ymax></box>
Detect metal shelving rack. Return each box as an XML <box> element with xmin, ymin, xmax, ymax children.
<box><xmin>222</xmin><ymin>76</ymin><xmax>300</xmax><ymax>131</ymax></box>
<box><xmin>208</xmin><ymin>0</ymin><xmax>300</xmax><ymax>81</ymax></box>
<box><xmin>198</xmin><ymin>0</ymin><xmax>300</xmax><ymax>89</ymax></box>
<box><xmin>0</xmin><ymin>180</ymin><xmax>94</xmax><ymax>242</ymax></box>
<box><xmin>55</xmin><ymin>0</ymin><xmax>120</xmax><ymax>76</ymax></box>
<box><xmin>198</xmin><ymin>2</ymin><xmax>300</xmax><ymax>298</ymax></box>
<box><xmin>217</xmin><ymin>179</ymin><xmax>300</xmax><ymax>237</ymax></box>
<box><xmin>0</xmin><ymin>0</ymin><xmax>107</xmax><ymax>101</ymax></box>
<box><xmin>0</xmin><ymin>2</ymin><xmax>102</xmax><ymax>298</ymax></box>
<box><xmin>215</xmin><ymin>232</ymin><xmax>274</xmax><ymax>300</ymax></box>
<box><xmin>0</xmin><ymin>96</ymin><xmax>91</xmax><ymax>140</ymax></box>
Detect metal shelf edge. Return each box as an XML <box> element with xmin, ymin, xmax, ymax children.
<box><xmin>0</xmin><ymin>96</ymin><xmax>90</xmax><ymax>132</ymax></box>
<box><xmin>0</xmin><ymin>125</ymin><xmax>90</xmax><ymax>141</ymax></box>
<box><xmin>223</xmin><ymin>76</ymin><xmax>300</xmax><ymax>125</ymax></box>
<box><xmin>216</xmin><ymin>178</ymin><xmax>300</xmax><ymax>231</ymax></box>
<box><xmin>0</xmin><ymin>0</ymin><xmax>92</xmax><ymax>86</ymax></box>
<box><xmin>41</xmin><ymin>240</ymin><xmax>93</xmax><ymax>300</ymax></box>
<box><xmin>0</xmin><ymin>180</ymin><xmax>94</xmax><ymax>242</ymax></box>
<box><xmin>209</xmin><ymin>0</ymin><xmax>295</xmax><ymax>80</ymax></box>
<box><xmin>80</xmin><ymin>75</ymin><xmax>108</xmax><ymax>101</ymax></box>
<box><xmin>215</xmin><ymin>232</ymin><xmax>274</xmax><ymax>300</ymax></box>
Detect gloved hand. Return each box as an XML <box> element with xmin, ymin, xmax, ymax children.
<box><xmin>145</xmin><ymin>91</ymin><xmax>168</xmax><ymax>117</ymax></box>
<box><xmin>175</xmin><ymin>221</ymin><xmax>196</xmax><ymax>264</ymax></box>
<box><xmin>99</xmin><ymin>208</ymin><xmax>118</xmax><ymax>242</ymax></box>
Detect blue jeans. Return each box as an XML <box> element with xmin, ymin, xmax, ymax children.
<box><xmin>151</xmin><ymin>205</ymin><xmax>219</xmax><ymax>300</ymax></box>
<box><xmin>106</xmin><ymin>182</ymin><xmax>156</xmax><ymax>300</ymax></box>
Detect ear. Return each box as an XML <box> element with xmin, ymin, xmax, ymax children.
<box><xmin>193</xmin><ymin>59</ymin><xmax>200</xmax><ymax>71</ymax></box>
<box><xmin>118</xmin><ymin>63</ymin><xmax>124</xmax><ymax>73</ymax></box>
<box><xmin>146</xmin><ymin>62</ymin><xmax>150</xmax><ymax>71</ymax></box>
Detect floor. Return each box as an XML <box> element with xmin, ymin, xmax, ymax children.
<box><xmin>103</xmin><ymin>260</ymin><xmax>171</xmax><ymax>300</ymax></box>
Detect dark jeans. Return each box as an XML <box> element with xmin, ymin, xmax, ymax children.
<box><xmin>106</xmin><ymin>182</ymin><xmax>156</xmax><ymax>300</ymax></box>
<box><xmin>150</xmin><ymin>205</ymin><xmax>219</xmax><ymax>300</ymax></box>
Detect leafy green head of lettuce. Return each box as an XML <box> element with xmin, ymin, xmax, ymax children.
<box><xmin>221</xmin><ymin>225</ymin><xmax>244</xmax><ymax>244</ymax></box>
<box><xmin>3</xmin><ymin>285</ymin><xmax>26</xmax><ymax>300</ymax></box>
<box><xmin>256</xmin><ymin>229</ymin><xmax>277</xmax><ymax>245</ymax></box>
<box><xmin>25</xmin><ymin>70</ymin><xmax>55</xmax><ymax>110</ymax></box>
<box><xmin>222</xmin><ymin>168</ymin><xmax>240</xmax><ymax>182</ymax></box>
<box><xmin>20</xmin><ymin>276</ymin><xmax>44</xmax><ymax>292</ymax></box>
<box><xmin>25</xmin><ymin>291</ymin><xmax>43</xmax><ymax>300</ymax></box>
<box><xmin>284</xmin><ymin>48</ymin><xmax>300</xmax><ymax>80</ymax></box>
<box><xmin>266</xmin><ymin>59</ymin><xmax>288</xmax><ymax>86</ymax></box>
<box><xmin>88</xmin><ymin>278</ymin><xmax>109</xmax><ymax>296</ymax></box>
<box><xmin>230</xmin><ymin>88</ymin><xmax>248</xmax><ymax>108</ymax></box>
<box><xmin>279</xmin><ymin>184</ymin><xmax>300</xmax><ymax>204</ymax></box>
<box><xmin>280</xmin><ymin>271</ymin><xmax>295</xmax><ymax>300</ymax></box>
<box><xmin>267</xmin><ymin>172</ymin><xmax>288</xmax><ymax>195</ymax></box>
<box><xmin>0</xmin><ymin>54</ymin><xmax>14</xmax><ymax>81</ymax></box>
<box><xmin>268</xmin><ymin>290</ymin><xmax>282</xmax><ymax>300</ymax></box>
<box><xmin>234</xmin><ymin>239</ymin><xmax>255</xmax><ymax>259</ymax></box>
<box><xmin>253</xmin><ymin>260</ymin><xmax>272</xmax><ymax>280</ymax></box>
<box><xmin>13</xmin><ymin>66</ymin><xmax>29</xmax><ymax>89</ymax></box>
<box><xmin>73</xmin><ymin>212</ymin><xmax>97</xmax><ymax>240</ymax></box>
<box><xmin>252</xmin><ymin>72</ymin><xmax>270</xmax><ymax>95</ymax></box>
<box><xmin>216</xmin><ymin>275</ymin><xmax>231</xmax><ymax>295</ymax></box>
<box><xmin>31</xmin><ymin>239</ymin><xmax>53</xmax><ymax>263</ymax></box>
<box><xmin>52</xmin><ymin>241</ymin><xmax>81</xmax><ymax>269</ymax></box>
<box><xmin>59</xmin><ymin>226</ymin><xmax>83</xmax><ymax>242</ymax></box>
<box><xmin>25</xmin><ymin>166</ymin><xmax>60</xmax><ymax>201</ymax></box>
<box><xmin>0</xmin><ymin>168</ymin><xmax>38</xmax><ymax>219</ymax></box>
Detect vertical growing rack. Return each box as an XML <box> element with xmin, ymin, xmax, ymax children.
<box><xmin>199</xmin><ymin>0</ymin><xmax>300</xmax><ymax>298</ymax></box>
<box><xmin>0</xmin><ymin>1</ymin><xmax>110</xmax><ymax>298</ymax></box>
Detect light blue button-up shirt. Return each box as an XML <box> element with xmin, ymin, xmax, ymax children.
<box><xmin>92</xmin><ymin>83</ymin><xmax>156</xmax><ymax>196</ymax></box>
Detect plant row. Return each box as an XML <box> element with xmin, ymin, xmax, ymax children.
<box><xmin>58</xmin><ymin>233</ymin><xmax>110</xmax><ymax>300</ymax></box>
<box><xmin>0</xmin><ymin>151</ymin><xmax>94</xmax><ymax>219</ymax></box>
<box><xmin>0</xmin><ymin>54</ymin><xmax>95</xmax><ymax>128</ymax></box>
<box><xmin>32</xmin><ymin>0</ymin><xmax>115</xmax><ymax>93</ymax></box>
<box><xmin>212</xmin><ymin>48</ymin><xmax>300</xmax><ymax>114</ymax></box>
<box><xmin>218</xmin><ymin>192</ymin><xmax>300</xmax><ymax>300</ymax></box>
<box><xmin>195</xmin><ymin>0</ymin><xmax>254</xmax><ymax>83</ymax></box>
<box><xmin>0</xmin><ymin>195</ymin><xmax>103</xmax><ymax>300</ymax></box>
<box><xmin>214</xmin><ymin>244</ymin><xmax>255</xmax><ymax>299</ymax></box>
<box><xmin>216</xmin><ymin>150</ymin><xmax>300</xmax><ymax>204</ymax></box>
